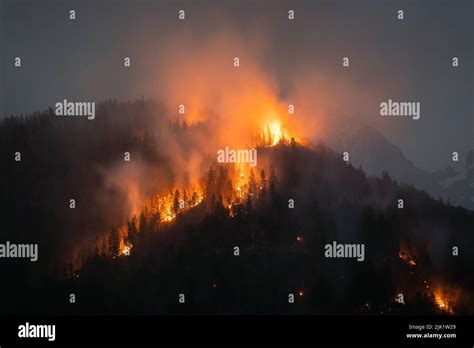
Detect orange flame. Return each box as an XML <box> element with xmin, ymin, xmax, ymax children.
<box><xmin>144</xmin><ymin>186</ymin><xmax>204</xmax><ymax>224</ymax></box>
<box><xmin>399</xmin><ymin>246</ymin><xmax>416</xmax><ymax>267</ymax></box>
<box><xmin>263</xmin><ymin>122</ymin><xmax>285</xmax><ymax>146</ymax></box>
<box><xmin>120</xmin><ymin>243</ymin><xmax>132</xmax><ymax>256</ymax></box>
<box><xmin>433</xmin><ymin>286</ymin><xmax>459</xmax><ymax>314</ymax></box>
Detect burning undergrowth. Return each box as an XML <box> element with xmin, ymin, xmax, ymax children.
<box><xmin>391</xmin><ymin>236</ymin><xmax>471</xmax><ymax>314</ymax></box>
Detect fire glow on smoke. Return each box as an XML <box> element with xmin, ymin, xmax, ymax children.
<box><xmin>432</xmin><ymin>286</ymin><xmax>460</xmax><ymax>314</ymax></box>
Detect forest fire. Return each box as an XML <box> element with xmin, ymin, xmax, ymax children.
<box><xmin>256</xmin><ymin>121</ymin><xmax>299</xmax><ymax>147</ymax></box>
<box><xmin>99</xmin><ymin>113</ymin><xmax>302</xmax><ymax>260</ymax></box>
<box><xmin>88</xmin><ymin>107</ymin><xmax>470</xmax><ymax>316</ymax></box>
<box><xmin>259</xmin><ymin>121</ymin><xmax>310</xmax><ymax>148</ymax></box>
<box><xmin>4</xmin><ymin>0</ymin><xmax>473</xmax><ymax>323</ymax></box>
<box><xmin>96</xmin><ymin>113</ymin><xmax>291</xmax><ymax>259</ymax></box>
<box><xmin>393</xmin><ymin>238</ymin><xmax>467</xmax><ymax>315</ymax></box>
<box><xmin>432</xmin><ymin>286</ymin><xmax>460</xmax><ymax>314</ymax></box>
<box><xmin>144</xmin><ymin>187</ymin><xmax>204</xmax><ymax>224</ymax></box>
<box><xmin>98</xmin><ymin>184</ymin><xmax>205</xmax><ymax>258</ymax></box>
<box><xmin>263</xmin><ymin>122</ymin><xmax>285</xmax><ymax>146</ymax></box>
<box><xmin>434</xmin><ymin>291</ymin><xmax>449</xmax><ymax>311</ymax></box>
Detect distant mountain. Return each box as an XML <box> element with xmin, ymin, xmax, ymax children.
<box><xmin>430</xmin><ymin>149</ymin><xmax>474</xmax><ymax>209</ymax></box>
<box><xmin>314</xmin><ymin>117</ymin><xmax>473</xmax><ymax>210</ymax></box>
<box><xmin>431</xmin><ymin>165</ymin><xmax>459</xmax><ymax>183</ymax></box>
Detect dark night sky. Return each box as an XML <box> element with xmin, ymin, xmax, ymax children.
<box><xmin>0</xmin><ymin>0</ymin><xmax>472</xmax><ymax>171</ymax></box>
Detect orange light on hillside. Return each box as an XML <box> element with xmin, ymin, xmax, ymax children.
<box><xmin>433</xmin><ymin>286</ymin><xmax>459</xmax><ymax>314</ymax></box>
<box><xmin>435</xmin><ymin>293</ymin><xmax>447</xmax><ymax>310</ymax></box>
<box><xmin>120</xmin><ymin>243</ymin><xmax>132</xmax><ymax>256</ymax></box>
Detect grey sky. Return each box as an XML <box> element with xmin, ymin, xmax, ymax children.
<box><xmin>0</xmin><ymin>0</ymin><xmax>472</xmax><ymax>172</ymax></box>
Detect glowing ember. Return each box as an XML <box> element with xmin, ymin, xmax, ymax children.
<box><xmin>399</xmin><ymin>249</ymin><xmax>416</xmax><ymax>267</ymax></box>
<box><xmin>298</xmin><ymin>290</ymin><xmax>304</xmax><ymax>297</ymax></box>
<box><xmin>296</xmin><ymin>235</ymin><xmax>303</xmax><ymax>242</ymax></box>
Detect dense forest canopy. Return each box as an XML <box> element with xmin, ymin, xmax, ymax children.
<box><xmin>1</xmin><ymin>100</ymin><xmax>473</xmax><ymax>315</ymax></box>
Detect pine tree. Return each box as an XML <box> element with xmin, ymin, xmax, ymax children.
<box><xmin>183</xmin><ymin>188</ymin><xmax>188</xmax><ymax>208</ymax></box>
<box><xmin>209</xmin><ymin>193</ymin><xmax>216</xmax><ymax>213</ymax></box>
<box><xmin>206</xmin><ymin>166</ymin><xmax>215</xmax><ymax>195</ymax></box>
<box><xmin>215</xmin><ymin>193</ymin><xmax>226</xmax><ymax>218</ymax></box>
<box><xmin>127</xmin><ymin>216</ymin><xmax>138</xmax><ymax>246</ymax></box>
<box><xmin>269</xmin><ymin>165</ymin><xmax>277</xmax><ymax>195</ymax></box>
<box><xmin>245</xmin><ymin>195</ymin><xmax>253</xmax><ymax>215</ymax></box>
<box><xmin>151</xmin><ymin>213</ymin><xmax>159</xmax><ymax>233</ymax></box>
<box><xmin>139</xmin><ymin>212</ymin><xmax>147</xmax><ymax>235</ymax></box>
<box><xmin>191</xmin><ymin>191</ymin><xmax>198</xmax><ymax>206</ymax></box>
<box><xmin>100</xmin><ymin>238</ymin><xmax>107</xmax><ymax>257</ymax></box>
<box><xmin>259</xmin><ymin>169</ymin><xmax>267</xmax><ymax>195</ymax></box>
<box><xmin>108</xmin><ymin>227</ymin><xmax>120</xmax><ymax>257</ymax></box>
<box><xmin>266</xmin><ymin>124</ymin><xmax>273</xmax><ymax>145</ymax></box>
<box><xmin>248</xmin><ymin>169</ymin><xmax>258</xmax><ymax>198</ymax></box>
<box><xmin>173</xmin><ymin>189</ymin><xmax>181</xmax><ymax>215</ymax></box>
<box><xmin>217</xmin><ymin>166</ymin><xmax>226</xmax><ymax>193</ymax></box>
